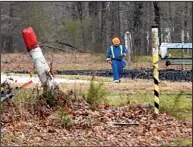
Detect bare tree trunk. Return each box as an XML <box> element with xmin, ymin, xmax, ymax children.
<box><xmin>146</xmin><ymin>2</ymin><xmax>152</xmax><ymax>55</ymax></box>
<box><xmin>153</xmin><ymin>2</ymin><xmax>161</xmax><ymax>46</ymax></box>
<box><xmin>132</xmin><ymin>2</ymin><xmax>143</xmax><ymax>55</ymax></box>
<box><xmin>100</xmin><ymin>2</ymin><xmax>107</xmax><ymax>52</ymax></box>
<box><xmin>7</xmin><ymin>2</ymin><xmax>15</xmax><ymax>52</ymax></box>
<box><xmin>168</xmin><ymin>2</ymin><xmax>174</xmax><ymax>43</ymax></box>
<box><xmin>184</xmin><ymin>2</ymin><xmax>188</xmax><ymax>43</ymax></box>
<box><xmin>110</xmin><ymin>2</ymin><xmax>121</xmax><ymax>38</ymax></box>
<box><xmin>76</xmin><ymin>2</ymin><xmax>86</xmax><ymax>50</ymax></box>
<box><xmin>88</xmin><ymin>2</ymin><xmax>101</xmax><ymax>52</ymax></box>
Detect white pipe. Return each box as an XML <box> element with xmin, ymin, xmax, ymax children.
<box><xmin>29</xmin><ymin>47</ymin><xmax>56</xmax><ymax>89</ymax></box>
<box><xmin>22</xmin><ymin>26</ymin><xmax>57</xmax><ymax>90</ymax></box>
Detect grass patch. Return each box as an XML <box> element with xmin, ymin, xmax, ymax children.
<box><xmin>171</xmin><ymin>139</ymin><xmax>192</xmax><ymax>146</ymax></box>
<box><xmin>12</xmin><ymin>88</ymin><xmax>39</xmax><ymax>104</ymax></box>
<box><xmin>106</xmin><ymin>92</ymin><xmax>192</xmax><ymax>120</ymax></box>
<box><xmin>2</xmin><ymin>133</ymin><xmax>20</xmax><ymax>145</ymax></box>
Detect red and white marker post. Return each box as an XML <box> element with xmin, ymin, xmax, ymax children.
<box><xmin>22</xmin><ymin>26</ymin><xmax>57</xmax><ymax>91</ymax></box>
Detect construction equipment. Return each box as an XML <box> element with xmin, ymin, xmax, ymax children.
<box><xmin>159</xmin><ymin>43</ymin><xmax>192</xmax><ymax>66</ymax></box>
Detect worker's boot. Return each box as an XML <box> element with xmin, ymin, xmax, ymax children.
<box><xmin>113</xmin><ymin>80</ymin><xmax>120</xmax><ymax>83</ymax></box>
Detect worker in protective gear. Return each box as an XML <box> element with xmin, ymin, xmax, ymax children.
<box><xmin>106</xmin><ymin>37</ymin><xmax>127</xmax><ymax>83</ymax></box>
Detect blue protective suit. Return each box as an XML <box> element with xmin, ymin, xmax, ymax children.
<box><xmin>106</xmin><ymin>45</ymin><xmax>127</xmax><ymax>81</ymax></box>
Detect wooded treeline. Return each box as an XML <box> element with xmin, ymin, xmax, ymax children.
<box><xmin>1</xmin><ymin>2</ymin><xmax>192</xmax><ymax>55</ymax></box>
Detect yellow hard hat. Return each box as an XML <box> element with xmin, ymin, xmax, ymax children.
<box><xmin>112</xmin><ymin>37</ymin><xmax>120</xmax><ymax>45</ymax></box>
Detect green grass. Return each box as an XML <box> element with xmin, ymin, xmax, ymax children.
<box><xmin>171</xmin><ymin>139</ymin><xmax>192</xmax><ymax>146</ymax></box>
<box><xmin>2</xmin><ymin>133</ymin><xmax>21</xmax><ymax>146</ymax></box>
<box><xmin>12</xmin><ymin>88</ymin><xmax>41</xmax><ymax>104</ymax></box>
<box><xmin>106</xmin><ymin>92</ymin><xmax>192</xmax><ymax>120</ymax></box>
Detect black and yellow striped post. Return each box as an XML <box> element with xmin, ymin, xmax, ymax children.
<box><xmin>152</xmin><ymin>26</ymin><xmax>160</xmax><ymax>115</ymax></box>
